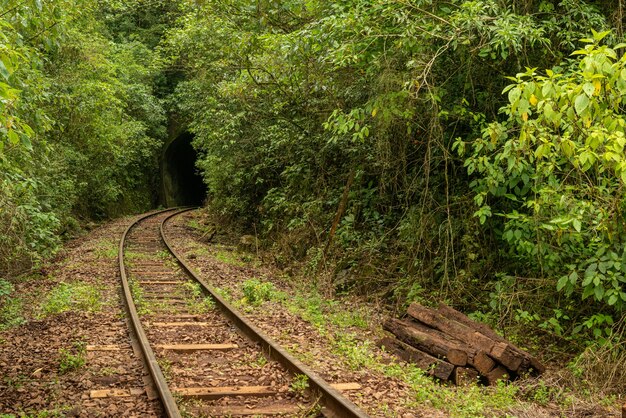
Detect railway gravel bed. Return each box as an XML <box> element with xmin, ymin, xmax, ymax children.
<box><xmin>123</xmin><ymin>210</ymin><xmax>314</xmax><ymax>417</ymax></box>
<box><xmin>164</xmin><ymin>210</ymin><xmax>441</xmax><ymax>418</ymax></box>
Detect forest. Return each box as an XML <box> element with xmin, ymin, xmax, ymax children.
<box><xmin>1</xmin><ymin>0</ymin><xmax>626</xmax><ymax>408</ymax></box>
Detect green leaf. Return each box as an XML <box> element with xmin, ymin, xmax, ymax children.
<box><xmin>0</xmin><ymin>59</ymin><xmax>10</xmax><ymax>81</ymax></box>
<box><xmin>508</xmin><ymin>87</ymin><xmax>521</xmax><ymax>104</ymax></box>
<box><xmin>20</xmin><ymin>134</ymin><xmax>32</xmax><ymax>151</ymax></box>
<box><xmin>557</xmin><ymin>275</ymin><xmax>568</xmax><ymax>291</ymax></box>
<box><xmin>573</xmin><ymin>219</ymin><xmax>581</xmax><ymax>232</ymax></box>
<box><xmin>7</xmin><ymin>130</ymin><xmax>19</xmax><ymax>145</ymax></box>
<box><xmin>574</xmin><ymin>94</ymin><xmax>589</xmax><ymax>115</ymax></box>
<box><xmin>583</xmin><ymin>82</ymin><xmax>595</xmax><ymax>97</ymax></box>
<box><xmin>594</xmin><ymin>285</ymin><xmax>605</xmax><ymax>301</ymax></box>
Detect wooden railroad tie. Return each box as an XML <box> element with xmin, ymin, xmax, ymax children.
<box><xmin>150</xmin><ymin>322</ymin><xmax>216</xmax><ymax>327</ymax></box>
<box><xmin>155</xmin><ymin>343</ymin><xmax>238</xmax><ymax>352</ymax></box>
<box><xmin>203</xmin><ymin>405</ymin><xmax>308</xmax><ymax>416</ymax></box>
<box><xmin>86</xmin><ymin>345</ymin><xmax>127</xmax><ymax>352</ymax></box>
<box><xmin>173</xmin><ymin>386</ymin><xmax>275</xmax><ymax>400</ymax></box>
<box><xmin>139</xmin><ymin>280</ymin><xmax>182</xmax><ymax>285</ymax></box>
<box><xmin>90</xmin><ymin>388</ymin><xmax>144</xmax><ymax>398</ymax></box>
<box><xmin>172</xmin><ymin>383</ymin><xmax>361</xmax><ymax>400</ymax></box>
<box><xmin>381</xmin><ymin>302</ymin><xmax>545</xmax><ymax>386</ymax></box>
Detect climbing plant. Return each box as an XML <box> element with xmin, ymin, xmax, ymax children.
<box><xmin>460</xmin><ymin>30</ymin><xmax>626</xmax><ymax>338</ymax></box>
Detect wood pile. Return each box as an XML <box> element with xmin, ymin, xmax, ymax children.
<box><xmin>379</xmin><ymin>302</ymin><xmax>545</xmax><ymax>385</ymax></box>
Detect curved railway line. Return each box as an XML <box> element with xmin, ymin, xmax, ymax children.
<box><xmin>118</xmin><ymin>208</ymin><xmax>370</xmax><ymax>417</ymax></box>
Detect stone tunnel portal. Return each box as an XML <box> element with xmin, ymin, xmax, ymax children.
<box><xmin>162</xmin><ymin>132</ymin><xmax>206</xmax><ymax>207</ymax></box>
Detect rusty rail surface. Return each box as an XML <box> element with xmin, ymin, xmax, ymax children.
<box><xmin>119</xmin><ymin>208</ymin><xmax>182</xmax><ymax>418</ymax></box>
<box><xmin>161</xmin><ymin>208</ymin><xmax>371</xmax><ymax>418</ymax></box>
<box><xmin>119</xmin><ymin>208</ymin><xmax>371</xmax><ymax>417</ymax></box>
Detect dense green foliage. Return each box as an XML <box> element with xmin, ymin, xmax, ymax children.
<box><xmin>0</xmin><ymin>0</ymin><xmax>169</xmax><ymax>274</ymax></box>
<box><xmin>161</xmin><ymin>0</ymin><xmax>626</xmax><ymax>347</ymax></box>
<box><xmin>4</xmin><ymin>0</ymin><xmax>626</xmax><ymax>370</ymax></box>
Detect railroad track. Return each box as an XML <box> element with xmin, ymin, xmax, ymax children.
<box><xmin>116</xmin><ymin>208</ymin><xmax>370</xmax><ymax>417</ymax></box>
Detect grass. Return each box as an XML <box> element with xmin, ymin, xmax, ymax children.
<box><xmin>58</xmin><ymin>341</ymin><xmax>86</xmax><ymax>374</ymax></box>
<box><xmin>2</xmin><ymin>374</ymin><xmax>30</xmax><ymax>390</ymax></box>
<box><xmin>0</xmin><ymin>278</ymin><xmax>24</xmax><ymax>330</ymax></box>
<box><xmin>290</xmin><ymin>373</ymin><xmax>309</xmax><ymax>394</ymax></box>
<box><xmin>128</xmin><ymin>276</ymin><xmax>151</xmax><ymax>316</ymax></box>
<box><xmin>213</xmin><ymin>246</ymin><xmax>253</xmax><ymax>267</ymax></box>
<box><xmin>97</xmin><ymin>367</ymin><xmax>117</xmax><ymax>376</ymax></box>
<box><xmin>94</xmin><ymin>239</ymin><xmax>117</xmax><ymax>259</ymax></box>
<box><xmin>38</xmin><ymin>281</ymin><xmax>103</xmax><ymax>317</ymax></box>
<box><xmin>241</xmin><ymin>278</ymin><xmax>280</xmax><ymax>306</ymax></box>
<box><xmin>157</xmin><ymin>358</ymin><xmax>173</xmax><ymax>380</ymax></box>
<box><xmin>182</xmin><ymin>281</ymin><xmax>215</xmax><ymax>313</ymax></box>
<box><xmin>332</xmin><ymin>333</ymin><xmax>378</xmax><ymax>370</ymax></box>
<box><xmin>280</xmin><ymin>289</ymin><xmax>369</xmax><ymax>335</ymax></box>
<box><xmin>251</xmin><ymin>353</ymin><xmax>268</xmax><ymax>367</ymax></box>
<box><xmin>0</xmin><ymin>410</ymin><xmax>70</xmax><ymax>418</ymax></box>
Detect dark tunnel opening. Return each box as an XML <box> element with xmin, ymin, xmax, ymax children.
<box><xmin>162</xmin><ymin>132</ymin><xmax>206</xmax><ymax>207</ymax></box>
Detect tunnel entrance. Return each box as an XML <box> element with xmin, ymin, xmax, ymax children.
<box><xmin>162</xmin><ymin>132</ymin><xmax>206</xmax><ymax>207</ymax></box>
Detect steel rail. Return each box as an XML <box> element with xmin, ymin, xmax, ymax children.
<box><xmin>119</xmin><ymin>208</ymin><xmax>183</xmax><ymax>418</ymax></box>
<box><xmin>160</xmin><ymin>208</ymin><xmax>371</xmax><ymax>418</ymax></box>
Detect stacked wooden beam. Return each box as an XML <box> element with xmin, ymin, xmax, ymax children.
<box><xmin>379</xmin><ymin>303</ymin><xmax>545</xmax><ymax>385</ymax></box>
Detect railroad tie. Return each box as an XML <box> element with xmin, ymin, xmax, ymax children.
<box><xmin>138</xmin><ymin>280</ymin><xmax>181</xmax><ymax>285</ymax></box>
<box><xmin>155</xmin><ymin>343</ymin><xmax>238</xmax><ymax>352</ymax></box>
<box><xmin>149</xmin><ymin>322</ymin><xmax>216</xmax><ymax>327</ymax></box>
<box><xmin>86</xmin><ymin>345</ymin><xmax>128</xmax><ymax>352</ymax></box>
<box><xmin>201</xmin><ymin>405</ymin><xmax>308</xmax><ymax>416</ymax></box>
<box><xmin>172</xmin><ymin>386</ymin><xmax>275</xmax><ymax>400</ymax></box>
<box><xmin>90</xmin><ymin>388</ymin><xmax>145</xmax><ymax>398</ymax></box>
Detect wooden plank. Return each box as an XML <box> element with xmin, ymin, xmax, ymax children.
<box><xmin>378</xmin><ymin>337</ymin><xmax>454</xmax><ymax>381</ymax></box>
<box><xmin>202</xmin><ymin>405</ymin><xmax>306</xmax><ymax>416</ymax></box>
<box><xmin>473</xmin><ymin>350</ymin><xmax>496</xmax><ymax>375</ymax></box>
<box><xmin>383</xmin><ymin>319</ymin><xmax>469</xmax><ymax>366</ymax></box>
<box><xmin>438</xmin><ymin>304</ymin><xmax>545</xmax><ymax>374</ymax></box>
<box><xmin>155</xmin><ymin>343</ymin><xmax>238</xmax><ymax>352</ymax></box>
<box><xmin>485</xmin><ymin>366</ymin><xmax>509</xmax><ymax>386</ymax></box>
<box><xmin>407</xmin><ymin>303</ymin><xmax>496</xmax><ymax>354</ymax></box>
<box><xmin>139</xmin><ymin>281</ymin><xmax>181</xmax><ymax>285</ymax></box>
<box><xmin>330</xmin><ymin>383</ymin><xmax>361</xmax><ymax>391</ymax></box>
<box><xmin>143</xmin><ymin>294</ymin><xmax>186</xmax><ymax>299</ymax></box>
<box><xmin>172</xmin><ymin>386</ymin><xmax>275</xmax><ymax>399</ymax></box>
<box><xmin>150</xmin><ymin>314</ymin><xmax>204</xmax><ymax>320</ymax></box>
<box><xmin>490</xmin><ymin>342</ymin><xmax>522</xmax><ymax>371</ymax></box>
<box><xmin>150</xmin><ymin>322</ymin><xmax>215</xmax><ymax>327</ymax></box>
<box><xmin>90</xmin><ymin>388</ymin><xmax>143</xmax><ymax>398</ymax></box>
<box><xmin>86</xmin><ymin>345</ymin><xmax>125</xmax><ymax>352</ymax></box>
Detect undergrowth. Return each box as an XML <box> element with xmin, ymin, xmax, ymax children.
<box><xmin>58</xmin><ymin>341</ymin><xmax>86</xmax><ymax>374</ymax></box>
<box><xmin>183</xmin><ymin>281</ymin><xmax>215</xmax><ymax>313</ymax></box>
<box><xmin>128</xmin><ymin>276</ymin><xmax>150</xmax><ymax>316</ymax></box>
<box><xmin>39</xmin><ymin>282</ymin><xmax>103</xmax><ymax>317</ymax></box>
<box><xmin>0</xmin><ymin>279</ymin><xmax>24</xmax><ymax>330</ymax></box>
